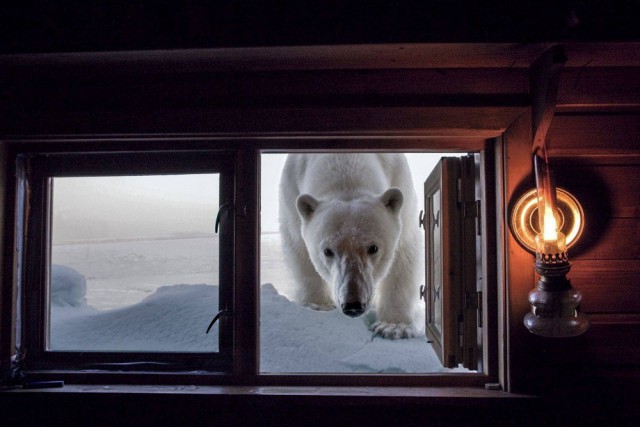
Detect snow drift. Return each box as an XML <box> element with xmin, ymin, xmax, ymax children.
<box><xmin>50</xmin><ymin>265</ymin><xmax>456</xmax><ymax>373</ymax></box>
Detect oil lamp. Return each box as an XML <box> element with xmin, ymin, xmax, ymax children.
<box><xmin>519</xmin><ymin>153</ymin><xmax>589</xmax><ymax>337</ymax></box>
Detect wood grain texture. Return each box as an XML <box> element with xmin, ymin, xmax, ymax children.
<box><xmin>555</xmin><ymin>163</ymin><xmax>640</xmax><ymax>218</ymax></box>
<box><xmin>501</xmin><ymin>113</ymin><xmax>538</xmax><ymax>393</ymax></box>
<box><xmin>572</xmin><ymin>218</ymin><xmax>640</xmax><ymax>259</ymax></box>
<box><xmin>570</xmin><ymin>260</ymin><xmax>640</xmax><ymax>313</ymax></box>
<box><xmin>1</xmin><ymin>107</ymin><xmax>526</xmax><ymax>137</ymax></box>
<box><xmin>548</xmin><ymin>110</ymin><xmax>640</xmax><ymax>370</ymax></box>
<box><xmin>558</xmin><ymin>68</ymin><xmax>640</xmax><ymax>108</ymax></box>
<box><xmin>548</xmin><ymin>114</ymin><xmax>640</xmax><ymax>156</ymax></box>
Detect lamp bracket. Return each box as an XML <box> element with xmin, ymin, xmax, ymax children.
<box><xmin>530</xmin><ymin>44</ymin><xmax>567</xmax><ymax>153</ymax></box>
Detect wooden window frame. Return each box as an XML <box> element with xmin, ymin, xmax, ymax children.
<box><xmin>13</xmin><ymin>147</ymin><xmax>237</xmax><ymax>376</ymax></box>
<box><xmin>1</xmin><ymin>136</ymin><xmax>499</xmax><ymax>388</ymax></box>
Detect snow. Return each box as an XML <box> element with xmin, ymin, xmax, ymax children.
<box><xmin>260</xmin><ymin>283</ymin><xmax>448</xmax><ymax>373</ymax></box>
<box><xmin>51</xmin><ymin>264</ymin><xmax>89</xmax><ymax>308</ymax></box>
<box><xmin>50</xmin><ymin>260</ymin><xmax>458</xmax><ymax>373</ymax></box>
<box><xmin>51</xmin><ymin>281</ymin><xmax>219</xmax><ymax>353</ymax></box>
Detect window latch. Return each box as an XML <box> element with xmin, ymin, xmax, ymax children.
<box><xmin>206</xmin><ymin>309</ymin><xmax>231</xmax><ymax>334</ymax></box>
<box><xmin>214</xmin><ymin>202</ymin><xmax>234</xmax><ymax>234</ymax></box>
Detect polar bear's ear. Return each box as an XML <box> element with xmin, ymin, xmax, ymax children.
<box><xmin>296</xmin><ymin>194</ymin><xmax>320</xmax><ymax>221</ymax></box>
<box><xmin>380</xmin><ymin>188</ymin><xmax>403</xmax><ymax>213</ymax></box>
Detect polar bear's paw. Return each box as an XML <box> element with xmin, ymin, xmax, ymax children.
<box><xmin>304</xmin><ymin>302</ymin><xmax>336</xmax><ymax>311</ymax></box>
<box><xmin>371</xmin><ymin>321</ymin><xmax>418</xmax><ymax>339</ymax></box>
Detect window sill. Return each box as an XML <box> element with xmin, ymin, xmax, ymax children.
<box><xmin>0</xmin><ymin>385</ymin><xmax>542</xmax><ymax>425</ymax></box>
<box><xmin>3</xmin><ymin>384</ymin><xmax>530</xmax><ymax>399</ymax></box>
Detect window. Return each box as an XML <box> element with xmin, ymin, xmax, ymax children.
<box><xmin>424</xmin><ymin>155</ymin><xmax>482</xmax><ymax>371</ymax></box>
<box><xmin>49</xmin><ymin>174</ymin><xmax>221</xmax><ymax>352</ymax></box>
<box><xmin>259</xmin><ymin>152</ymin><xmax>481</xmax><ymax>374</ymax></box>
<box><xmin>4</xmin><ymin>139</ymin><xmax>496</xmax><ymax>387</ymax></box>
<box><xmin>16</xmin><ymin>151</ymin><xmax>235</xmax><ymax>372</ymax></box>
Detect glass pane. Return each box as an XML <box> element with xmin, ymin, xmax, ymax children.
<box><xmin>431</xmin><ymin>189</ymin><xmax>443</xmax><ymax>336</ymax></box>
<box><xmin>259</xmin><ymin>153</ymin><xmax>458</xmax><ymax>374</ymax></box>
<box><xmin>48</xmin><ymin>174</ymin><xmax>220</xmax><ymax>353</ymax></box>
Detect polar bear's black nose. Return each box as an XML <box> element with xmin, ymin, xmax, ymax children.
<box><xmin>341</xmin><ymin>302</ymin><xmax>366</xmax><ymax>317</ymax></box>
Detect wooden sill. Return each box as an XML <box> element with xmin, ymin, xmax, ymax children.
<box><xmin>3</xmin><ymin>384</ymin><xmax>530</xmax><ymax>399</ymax></box>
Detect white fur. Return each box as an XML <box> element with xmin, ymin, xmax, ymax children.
<box><xmin>279</xmin><ymin>153</ymin><xmax>423</xmax><ymax>338</ymax></box>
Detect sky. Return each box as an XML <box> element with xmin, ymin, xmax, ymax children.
<box><xmin>52</xmin><ymin>174</ymin><xmax>220</xmax><ymax>243</ymax></box>
<box><xmin>259</xmin><ymin>153</ymin><xmax>451</xmax><ymax>232</ymax></box>
<box><xmin>52</xmin><ymin>153</ymin><xmax>457</xmax><ymax>241</ymax></box>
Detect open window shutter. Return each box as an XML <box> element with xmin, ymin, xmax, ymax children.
<box><xmin>423</xmin><ymin>155</ymin><xmax>480</xmax><ymax>370</ymax></box>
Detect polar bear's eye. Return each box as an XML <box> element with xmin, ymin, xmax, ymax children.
<box><xmin>367</xmin><ymin>245</ymin><xmax>379</xmax><ymax>255</ymax></box>
<box><xmin>323</xmin><ymin>248</ymin><xmax>334</xmax><ymax>257</ymax></box>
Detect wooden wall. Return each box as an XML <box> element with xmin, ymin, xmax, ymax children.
<box><xmin>497</xmin><ymin>56</ymin><xmax>640</xmax><ymax>398</ymax></box>
<box><xmin>0</xmin><ymin>46</ymin><xmax>638</xmax><ymax>421</ymax></box>
<box><xmin>549</xmin><ymin>112</ymin><xmax>640</xmax><ymax>371</ymax></box>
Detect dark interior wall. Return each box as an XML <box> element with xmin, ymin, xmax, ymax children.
<box><xmin>0</xmin><ymin>389</ymin><xmax>555</xmax><ymax>427</ymax></box>
<box><xmin>548</xmin><ymin>112</ymin><xmax>640</xmax><ymax>371</ymax></box>
<box><xmin>502</xmin><ymin>59</ymin><xmax>640</xmax><ymax>400</ymax></box>
<box><xmin>0</xmin><ymin>141</ymin><xmax>9</xmax><ymax>370</ymax></box>
<box><xmin>2</xmin><ymin>0</ymin><xmax>639</xmax><ymax>53</ymax></box>
<box><xmin>0</xmin><ymin>41</ymin><xmax>638</xmax><ymax>423</ymax></box>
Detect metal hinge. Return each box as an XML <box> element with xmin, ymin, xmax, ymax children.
<box><xmin>477</xmin><ymin>291</ymin><xmax>483</xmax><ymax>328</ymax></box>
<box><xmin>457</xmin><ymin>179</ymin><xmax>481</xmax><ymax>235</ymax></box>
<box><xmin>466</xmin><ymin>291</ymin><xmax>483</xmax><ymax>327</ymax></box>
<box><xmin>464</xmin><ymin>200</ymin><xmax>481</xmax><ymax>235</ymax></box>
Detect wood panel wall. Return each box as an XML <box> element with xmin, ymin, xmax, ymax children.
<box><xmin>1</xmin><ymin>44</ymin><xmax>639</xmax><ymax>402</ymax></box>
<box><xmin>549</xmin><ymin>112</ymin><xmax>640</xmax><ymax>370</ymax></box>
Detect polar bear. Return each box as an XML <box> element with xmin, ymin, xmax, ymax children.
<box><xmin>279</xmin><ymin>153</ymin><xmax>423</xmax><ymax>338</ymax></box>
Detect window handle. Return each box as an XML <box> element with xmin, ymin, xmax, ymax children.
<box><xmin>206</xmin><ymin>309</ymin><xmax>231</xmax><ymax>334</ymax></box>
<box><xmin>214</xmin><ymin>202</ymin><xmax>234</xmax><ymax>234</ymax></box>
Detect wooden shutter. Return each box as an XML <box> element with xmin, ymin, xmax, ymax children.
<box><xmin>423</xmin><ymin>155</ymin><xmax>480</xmax><ymax>370</ymax></box>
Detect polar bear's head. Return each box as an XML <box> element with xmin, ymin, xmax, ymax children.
<box><xmin>296</xmin><ymin>188</ymin><xmax>403</xmax><ymax>318</ymax></box>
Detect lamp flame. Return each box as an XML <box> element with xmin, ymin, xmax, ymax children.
<box><xmin>542</xmin><ymin>203</ymin><xmax>558</xmax><ymax>242</ymax></box>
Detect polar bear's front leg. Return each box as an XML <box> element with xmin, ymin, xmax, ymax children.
<box><xmin>372</xmin><ymin>288</ymin><xmax>420</xmax><ymax>339</ymax></box>
<box><xmin>371</xmin><ymin>239</ymin><xmax>421</xmax><ymax>339</ymax></box>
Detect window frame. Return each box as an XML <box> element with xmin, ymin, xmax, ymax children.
<box><xmin>256</xmin><ymin>141</ymin><xmax>498</xmax><ymax>386</ymax></box>
<box><xmin>16</xmin><ymin>149</ymin><xmax>237</xmax><ymax>374</ymax></box>
<box><xmin>2</xmin><ymin>137</ymin><xmax>498</xmax><ymax>388</ymax></box>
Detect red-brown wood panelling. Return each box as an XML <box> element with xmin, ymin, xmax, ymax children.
<box><xmin>548</xmin><ymin>113</ymin><xmax>640</xmax><ymax>372</ymax></box>
<box><xmin>548</xmin><ymin>114</ymin><xmax>640</xmax><ymax>157</ymax></box>
<box><xmin>550</xmin><ymin>160</ymin><xmax>640</xmax><ymax>316</ymax></box>
<box><xmin>556</xmin><ymin>164</ymin><xmax>640</xmax><ymax>218</ymax></box>
<box><xmin>558</xmin><ymin>68</ymin><xmax>640</xmax><ymax>108</ymax></box>
<box><xmin>571</xmin><ymin>259</ymin><xmax>640</xmax><ymax>314</ymax></box>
